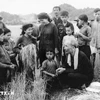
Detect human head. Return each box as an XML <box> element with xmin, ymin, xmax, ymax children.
<box><xmin>57</xmin><ymin>23</ymin><xmax>66</xmax><ymax>34</ymax></box>
<box><xmin>38</xmin><ymin>12</ymin><xmax>51</xmax><ymax>25</ymax></box>
<box><xmin>21</xmin><ymin>24</ymin><xmax>33</xmax><ymax>35</ymax></box>
<box><xmin>60</xmin><ymin>11</ymin><xmax>69</xmax><ymax>23</ymax></box>
<box><xmin>4</xmin><ymin>28</ymin><xmax>11</xmax><ymax>41</ymax></box>
<box><xmin>53</xmin><ymin>6</ymin><xmax>61</xmax><ymax>17</ymax></box>
<box><xmin>94</xmin><ymin>8</ymin><xmax>100</xmax><ymax>21</ymax></box>
<box><xmin>63</xmin><ymin>37</ymin><xmax>78</xmax><ymax>56</ymax></box>
<box><xmin>78</xmin><ymin>14</ymin><xmax>88</xmax><ymax>27</ymax></box>
<box><xmin>46</xmin><ymin>48</ymin><xmax>54</xmax><ymax>60</ymax></box>
<box><xmin>65</xmin><ymin>23</ymin><xmax>74</xmax><ymax>35</ymax></box>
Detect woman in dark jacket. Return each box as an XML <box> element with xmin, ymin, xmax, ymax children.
<box><xmin>37</xmin><ymin>13</ymin><xmax>59</xmax><ymax>67</ymax></box>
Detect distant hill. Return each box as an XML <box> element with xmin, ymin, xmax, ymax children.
<box><xmin>19</xmin><ymin>13</ymin><xmax>37</xmax><ymax>23</ymax></box>
<box><xmin>0</xmin><ymin>3</ymin><xmax>95</xmax><ymax>25</ymax></box>
<box><xmin>0</xmin><ymin>12</ymin><xmax>37</xmax><ymax>25</ymax></box>
<box><xmin>0</xmin><ymin>12</ymin><xmax>23</xmax><ymax>25</ymax></box>
<box><xmin>52</xmin><ymin>3</ymin><xmax>94</xmax><ymax>20</ymax></box>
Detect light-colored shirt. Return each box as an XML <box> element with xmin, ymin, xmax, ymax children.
<box><xmin>90</xmin><ymin>21</ymin><xmax>100</xmax><ymax>49</ymax></box>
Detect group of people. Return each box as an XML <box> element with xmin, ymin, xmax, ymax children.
<box><xmin>0</xmin><ymin>5</ymin><xmax>100</xmax><ymax>99</ymax></box>
<box><xmin>38</xmin><ymin>6</ymin><xmax>100</xmax><ymax>99</ymax></box>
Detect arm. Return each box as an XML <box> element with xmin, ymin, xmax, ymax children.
<box><xmin>37</xmin><ymin>25</ymin><xmax>42</xmax><ymax>41</ymax></box>
<box><xmin>78</xmin><ymin>27</ymin><xmax>91</xmax><ymax>42</ymax></box>
<box><xmin>40</xmin><ymin>60</ymin><xmax>56</xmax><ymax>77</ymax></box>
<box><xmin>53</xmin><ymin>24</ymin><xmax>59</xmax><ymax>52</ymax></box>
<box><xmin>41</xmin><ymin>60</ymin><xmax>47</xmax><ymax>71</ymax></box>
<box><xmin>42</xmin><ymin>71</ymin><xmax>55</xmax><ymax>77</ymax></box>
<box><xmin>62</xmin><ymin>36</ymin><xmax>65</xmax><ymax>56</ymax></box>
<box><xmin>0</xmin><ymin>62</ymin><xmax>10</xmax><ymax>68</ymax></box>
<box><xmin>13</xmin><ymin>37</ymin><xmax>22</xmax><ymax>53</ymax></box>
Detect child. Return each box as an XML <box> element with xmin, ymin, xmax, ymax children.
<box><xmin>41</xmin><ymin>47</ymin><xmax>59</xmax><ymax>99</ymax></box>
<box><xmin>60</xmin><ymin>11</ymin><xmax>74</xmax><ymax>29</ymax></box>
<box><xmin>0</xmin><ymin>29</ymin><xmax>15</xmax><ymax>90</ymax></box>
<box><xmin>57</xmin><ymin>11</ymin><xmax>74</xmax><ymax>64</ymax></box>
<box><xmin>76</xmin><ymin>14</ymin><xmax>91</xmax><ymax>60</ymax></box>
<box><xmin>41</xmin><ymin>47</ymin><xmax>58</xmax><ymax>80</ymax></box>
<box><xmin>62</xmin><ymin>24</ymin><xmax>76</xmax><ymax>64</ymax></box>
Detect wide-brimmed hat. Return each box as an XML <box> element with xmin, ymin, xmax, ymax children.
<box><xmin>86</xmin><ymin>82</ymin><xmax>100</xmax><ymax>93</ymax></box>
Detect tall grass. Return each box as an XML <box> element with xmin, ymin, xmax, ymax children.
<box><xmin>4</xmin><ymin>71</ymin><xmax>46</xmax><ymax>100</ymax></box>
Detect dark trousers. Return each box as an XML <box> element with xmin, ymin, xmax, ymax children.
<box><xmin>79</xmin><ymin>45</ymin><xmax>91</xmax><ymax>60</ymax></box>
<box><xmin>67</xmin><ymin>73</ymin><xmax>88</xmax><ymax>88</ymax></box>
<box><xmin>57</xmin><ymin>72</ymin><xmax>89</xmax><ymax>89</ymax></box>
<box><xmin>0</xmin><ymin>68</ymin><xmax>8</xmax><ymax>90</ymax></box>
<box><xmin>38</xmin><ymin>49</ymin><xmax>46</xmax><ymax>66</ymax></box>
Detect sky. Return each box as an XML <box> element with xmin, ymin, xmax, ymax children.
<box><xmin>0</xmin><ymin>0</ymin><xmax>100</xmax><ymax>15</ymax></box>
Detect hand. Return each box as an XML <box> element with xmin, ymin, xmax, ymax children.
<box><xmin>9</xmin><ymin>64</ymin><xmax>16</xmax><ymax>69</ymax></box>
<box><xmin>56</xmin><ymin>67</ymin><xmax>66</xmax><ymax>75</ymax></box>
<box><xmin>55</xmin><ymin>48</ymin><xmax>59</xmax><ymax>54</ymax></box>
<box><xmin>77</xmin><ymin>32</ymin><xmax>83</xmax><ymax>37</ymax></box>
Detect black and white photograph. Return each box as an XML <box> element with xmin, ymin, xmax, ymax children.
<box><xmin>0</xmin><ymin>0</ymin><xmax>100</xmax><ymax>100</ymax></box>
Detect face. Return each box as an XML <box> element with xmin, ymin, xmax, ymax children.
<box><xmin>53</xmin><ymin>7</ymin><xmax>60</xmax><ymax>16</ymax></box>
<box><xmin>66</xmin><ymin>27</ymin><xmax>73</xmax><ymax>35</ymax></box>
<box><xmin>60</xmin><ymin>16</ymin><xmax>68</xmax><ymax>23</ymax></box>
<box><xmin>4</xmin><ymin>32</ymin><xmax>11</xmax><ymax>40</ymax></box>
<box><xmin>94</xmin><ymin>11</ymin><xmax>100</xmax><ymax>21</ymax></box>
<box><xmin>64</xmin><ymin>44</ymin><xmax>73</xmax><ymax>55</ymax></box>
<box><xmin>38</xmin><ymin>19</ymin><xmax>49</xmax><ymax>25</ymax></box>
<box><xmin>46</xmin><ymin>51</ymin><xmax>54</xmax><ymax>60</ymax></box>
<box><xmin>25</xmin><ymin>27</ymin><xmax>33</xmax><ymax>36</ymax></box>
<box><xmin>77</xmin><ymin>19</ymin><xmax>83</xmax><ymax>27</ymax></box>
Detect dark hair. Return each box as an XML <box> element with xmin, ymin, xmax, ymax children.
<box><xmin>60</xmin><ymin>11</ymin><xmax>69</xmax><ymax>16</ymax></box>
<box><xmin>65</xmin><ymin>23</ymin><xmax>74</xmax><ymax>35</ymax></box>
<box><xmin>46</xmin><ymin>47</ymin><xmax>55</xmax><ymax>54</ymax></box>
<box><xmin>0</xmin><ymin>29</ymin><xmax>4</xmax><ymax>35</ymax></box>
<box><xmin>53</xmin><ymin>6</ymin><xmax>61</xmax><ymax>11</ymax></box>
<box><xmin>4</xmin><ymin>28</ymin><xmax>11</xmax><ymax>35</ymax></box>
<box><xmin>37</xmin><ymin>12</ymin><xmax>51</xmax><ymax>22</ymax></box>
<box><xmin>21</xmin><ymin>24</ymin><xmax>33</xmax><ymax>35</ymax></box>
<box><xmin>78</xmin><ymin>14</ymin><xmax>88</xmax><ymax>22</ymax></box>
<box><xmin>57</xmin><ymin>23</ymin><xmax>66</xmax><ymax>33</ymax></box>
<box><xmin>94</xmin><ymin>8</ymin><xmax>100</xmax><ymax>13</ymax></box>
